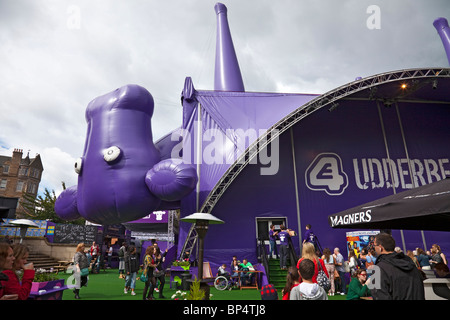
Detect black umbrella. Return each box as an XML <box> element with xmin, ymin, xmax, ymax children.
<box><xmin>328</xmin><ymin>178</ymin><xmax>450</xmax><ymax>231</ymax></box>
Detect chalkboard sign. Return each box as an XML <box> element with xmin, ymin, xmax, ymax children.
<box><xmin>54</xmin><ymin>224</ymin><xmax>97</xmax><ymax>244</ymax></box>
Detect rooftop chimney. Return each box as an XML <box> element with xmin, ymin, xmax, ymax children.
<box><xmin>214</xmin><ymin>3</ymin><xmax>245</xmax><ymax>92</ymax></box>
<box><xmin>433</xmin><ymin>17</ymin><xmax>450</xmax><ymax>65</ymax></box>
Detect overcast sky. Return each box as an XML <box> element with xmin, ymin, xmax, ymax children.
<box><xmin>1</xmin><ymin>0</ymin><xmax>449</xmax><ymax>197</ymax></box>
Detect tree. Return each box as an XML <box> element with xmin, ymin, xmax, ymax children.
<box><xmin>21</xmin><ymin>183</ymin><xmax>85</xmax><ymax>225</ymax></box>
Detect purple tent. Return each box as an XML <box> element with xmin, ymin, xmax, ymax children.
<box><xmin>174</xmin><ymin>4</ymin><xmax>450</xmax><ymax>266</ymax></box>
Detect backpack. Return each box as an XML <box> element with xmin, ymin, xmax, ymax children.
<box><xmin>118</xmin><ymin>247</ymin><xmax>125</xmax><ymax>258</ymax></box>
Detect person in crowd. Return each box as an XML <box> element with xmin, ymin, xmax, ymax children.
<box><xmin>0</xmin><ymin>244</ymin><xmax>35</xmax><ymax>300</ymax></box>
<box><xmin>0</xmin><ymin>242</ymin><xmax>18</xmax><ymax>300</ymax></box>
<box><xmin>230</xmin><ymin>256</ymin><xmax>240</xmax><ymax>269</ymax></box>
<box><xmin>359</xmin><ymin>248</ymin><xmax>368</xmax><ymax>270</ymax></box>
<box><xmin>230</xmin><ymin>259</ymin><xmax>240</xmax><ymax>279</ymax></box>
<box><xmin>152</xmin><ymin>246</ymin><xmax>168</xmax><ymax>299</ymax></box>
<box><xmin>321</xmin><ymin>248</ymin><xmax>336</xmax><ymax>296</ymax></box>
<box><xmin>302</xmin><ymin>224</ymin><xmax>313</xmax><ymax>245</ymax></box>
<box><xmin>218</xmin><ymin>264</ymin><xmax>230</xmax><ymax>277</ymax></box>
<box><xmin>142</xmin><ymin>246</ymin><xmax>157</xmax><ymax>300</ymax></box>
<box><xmin>302</xmin><ymin>224</ymin><xmax>320</xmax><ymax>254</ymax></box>
<box><xmin>124</xmin><ymin>245</ymin><xmax>139</xmax><ymax>296</ymax></box>
<box><xmin>416</xmin><ymin>248</ymin><xmax>431</xmax><ymax>270</ymax></box>
<box><xmin>118</xmin><ymin>242</ymin><xmax>126</xmax><ymax>279</ymax></box>
<box><xmin>348</xmin><ymin>250</ymin><xmax>359</xmax><ymax>276</ymax></box>
<box><xmin>433</xmin><ymin>263</ymin><xmax>450</xmax><ymax>278</ymax></box>
<box><xmin>239</xmin><ymin>258</ymin><xmax>254</xmax><ymax>285</ymax></box>
<box><xmin>90</xmin><ymin>241</ymin><xmax>100</xmax><ymax>272</ymax></box>
<box><xmin>430</xmin><ymin>244</ymin><xmax>447</xmax><ymax>267</ymax></box>
<box><xmin>333</xmin><ymin>247</ymin><xmax>346</xmax><ymax>295</ymax></box>
<box><xmin>365</xmin><ymin>248</ymin><xmax>377</xmax><ymax>268</ymax></box>
<box><xmin>346</xmin><ymin>269</ymin><xmax>372</xmax><ymax>300</ymax></box>
<box><xmin>282</xmin><ymin>266</ymin><xmax>300</xmax><ymax>300</ymax></box>
<box><xmin>268</xmin><ymin>224</ymin><xmax>279</xmax><ymax>259</ymax></box>
<box><xmin>73</xmin><ymin>243</ymin><xmax>90</xmax><ymax>299</ymax></box>
<box><xmin>370</xmin><ymin>233</ymin><xmax>424</xmax><ymax>300</ymax></box>
<box><xmin>406</xmin><ymin>250</ymin><xmax>421</xmax><ymax>269</ymax></box>
<box><xmin>107</xmin><ymin>243</ymin><xmax>113</xmax><ymax>268</ymax></box>
<box><xmin>278</xmin><ymin>225</ymin><xmax>290</xmax><ymax>270</ymax></box>
<box><xmin>290</xmin><ymin>259</ymin><xmax>328</xmax><ymax>300</ymax></box>
<box><xmin>296</xmin><ymin>242</ymin><xmax>329</xmax><ymax>284</ymax></box>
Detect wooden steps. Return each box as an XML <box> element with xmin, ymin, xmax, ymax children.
<box><xmin>28</xmin><ymin>252</ymin><xmax>69</xmax><ymax>272</ymax></box>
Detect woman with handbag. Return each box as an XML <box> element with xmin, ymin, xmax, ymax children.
<box><xmin>73</xmin><ymin>243</ymin><xmax>90</xmax><ymax>299</ymax></box>
<box><xmin>152</xmin><ymin>247</ymin><xmax>168</xmax><ymax>299</ymax></box>
<box><xmin>142</xmin><ymin>246</ymin><xmax>157</xmax><ymax>300</ymax></box>
<box><xmin>321</xmin><ymin>248</ymin><xmax>335</xmax><ymax>296</ymax></box>
<box><xmin>297</xmin><ymin>243</ymin><xmax>329</xmax><ymax>288</ymax></box>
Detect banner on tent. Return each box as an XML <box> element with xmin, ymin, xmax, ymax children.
<box><xmin>346</xmin><ymin>230</ymin><xmax>380</xmax><ymax>258</ymax></box>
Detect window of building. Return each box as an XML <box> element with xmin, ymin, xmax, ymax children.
<box><xmin>31</xmin><ymin>168</ymin><xmax>40</xmax><ymax>179</ymax></box>
<box><xmin>27</xmin><ymin>182</ymin><xmax>37</xmax><ymax>194</ymax></box>
<box><xmin>3</xmin><ymin>165</ymin><xmax>9</xmax><ymax>173</ymax></box>
<box><xmin>0</xmin><ymin>179</ymin><xmax>7</xmax><ymax>189</ymax></box>
<box><xmin>16</xmin><ymin>181</ymin><xmax>24</xmax><ymax>192</ymax></box>
<box><xmin>19</xmin><ymin>167</ymin><xmax>29</xmax><ymax>176</ymax></box>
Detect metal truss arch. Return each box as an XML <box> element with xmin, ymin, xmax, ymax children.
<box><xmin>199</xmin><ymin>67</ymin><xmax>450</xmax><ymax>214</ymax></box>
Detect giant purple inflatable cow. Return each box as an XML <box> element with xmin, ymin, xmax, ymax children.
<box><xmin>55</xmin><ymin>84</ymin><xmax>197</xmax><ymax>225</ymax></box>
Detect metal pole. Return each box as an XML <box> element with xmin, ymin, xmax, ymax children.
<box><xmin>395</xmin><ymin>102</ymin><xmax>427</xmax><ymax>251</ymax></box>
<box><xmin>290</xmin><ymin>128</ymin><xmax>303</xmax><ymax>251</ymax></box>
<box><xmin>377</xmin><ymin>102</ymin><xmax>406</xmax><ymax>250</ymax></box>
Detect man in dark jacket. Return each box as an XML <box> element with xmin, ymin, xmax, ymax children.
<box><xmin>370</xmin><ymin>233</ymin><xmax>424</xmax><ymax>300</ymax></box>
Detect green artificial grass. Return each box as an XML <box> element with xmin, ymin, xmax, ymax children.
<box><xmin>55</xmin><ymin>269</ymin><xmax>347</xmax><ymax>301</ymax></box>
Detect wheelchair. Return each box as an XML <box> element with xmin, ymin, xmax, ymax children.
<box><xmin>214</xmin><ymin>274</ymin><xmax>238</xmax><ymax>291</ymax></box>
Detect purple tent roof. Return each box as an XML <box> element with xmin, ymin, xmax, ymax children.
<box><xmin>181</xmin><ymin>78</ymin><xmax>318</xmax><ymax>206</ymax></box>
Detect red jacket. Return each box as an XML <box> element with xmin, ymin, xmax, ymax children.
<box><xmin>296</xmin><ymin>258</ymin><xmax>329</xmax><ymax>283</ymax></box>
<box><xmin>1</xmin><ymin>269</ymin><xmax>35</xmax><ymax>300</ymax></box>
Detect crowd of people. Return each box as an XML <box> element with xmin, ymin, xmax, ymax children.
<box><xmin>117</xmin><ymin>240</ymin><xmax>167</xmax><ymax>300</ymax></box>
<box><xmin>1</xmin><ymin>227</ymin><xmax>448</xmax><ymax>301</ymax></box>
<box><xmin>276</xmin><ymin>230</ymin><xmax>448</xmax><ymax>300</ymax></box>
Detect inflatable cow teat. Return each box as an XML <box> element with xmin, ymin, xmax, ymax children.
<box><xmin>55</xmin><ymin>84</ymin><xmax>197</xmax><ymax>225</ymax></box>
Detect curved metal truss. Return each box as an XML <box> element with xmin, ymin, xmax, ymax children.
<box><xmin>199</xmin><ymin>67</ymin><xmax>450</xmax><ymax>214</ymax></box>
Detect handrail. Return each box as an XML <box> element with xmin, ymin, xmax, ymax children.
<box><xmin>257</xmin><ymin>237</ymin><xmax>270</xmax><ymax>280</ymax></box>
<box><xmin>287</xmin><ymin>237</ymin><xmax>298</xmax><ymax>267</ymax></box>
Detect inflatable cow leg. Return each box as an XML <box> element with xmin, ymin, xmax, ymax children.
<box><xmin>145</xmin><ymin>158</ymin><xmax>197</xmax><ymax>202</ymax></box>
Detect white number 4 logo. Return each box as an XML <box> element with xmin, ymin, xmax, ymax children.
<box><xmin>305</xmin><ymin>153</ymin><xmax>348</xmax><ymax>196</ymax></box>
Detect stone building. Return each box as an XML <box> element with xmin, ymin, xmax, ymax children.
<box><xmin>0</xmin><ymin>149</ymin><xmax>43</xmax><ymax>218</ymax></box>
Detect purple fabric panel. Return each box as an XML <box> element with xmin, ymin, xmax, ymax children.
<box><xmin>195</xmin><ymin>91</ymin><xmax>318</xmax><ymax>138</ymax></box>
<box><xmin>155</xmin><ymin>127</ymin><xmax>183</xmax><ymax>161</ymax></box>
<box><xmin>395</xmin><ymin>101</ymin><xmax>450</xmax><ymax>253</ymax></box>
<box><xmin>202</xmin><ymin>132</ymin><xmax>299</xmax><ymax>264</ymax></box>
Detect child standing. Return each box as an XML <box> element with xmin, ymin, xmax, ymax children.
<box><xmin>290</xmin><ymin>259</ymin><xmax>328</xmax><ymax>300</ymax></box>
